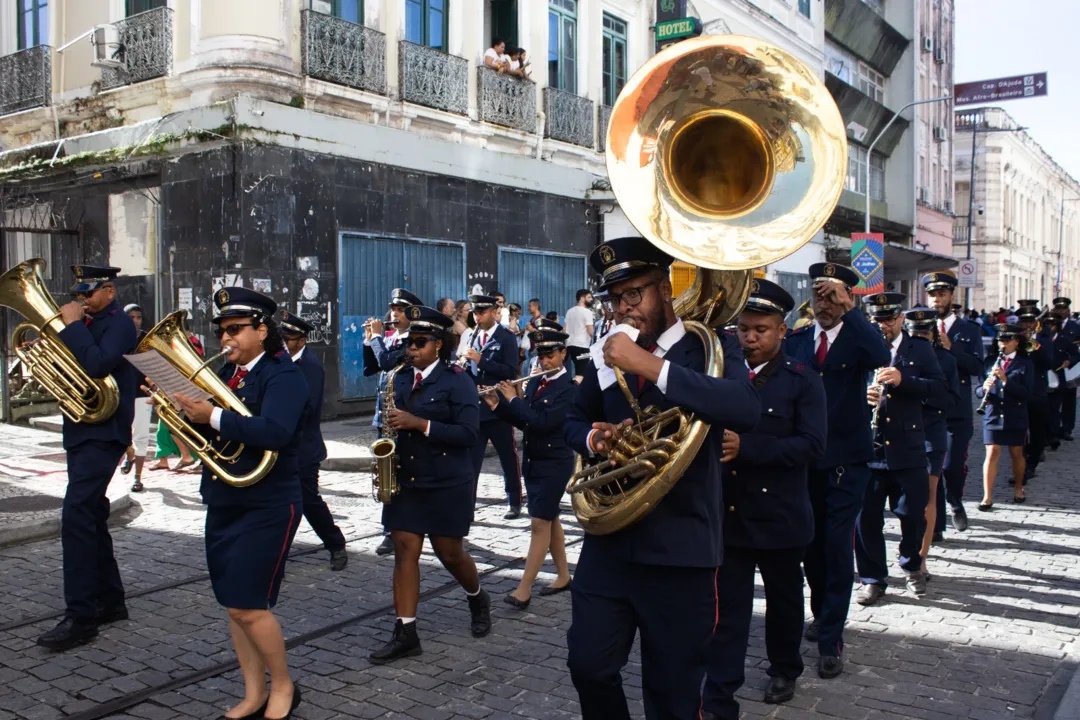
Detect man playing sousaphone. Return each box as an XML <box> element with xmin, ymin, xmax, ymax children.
<box><xmin>564</xmin><ymin>237</ymin><xmax>761</xmax><ymax>719</ymax></box>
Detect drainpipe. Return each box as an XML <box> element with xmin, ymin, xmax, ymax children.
<box><xmin>535</xmin><ymin>108</ymin><xmax>545</xmax><ymax>160</ymax></box>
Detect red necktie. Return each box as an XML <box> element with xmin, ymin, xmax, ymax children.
<box><xmin>940</xmin><ymin>320</ymin><xmax>946</xmax><ymax>336</ymax></box>
<box><xmin>748</xmin><ymin>371</ymin><xmax>756</xmax><ymax>380</ymax></box>
<box><xmin>535</xmin><ymin>378</ymin><xmax>549</xmax><ymax>397</ymax></box>
<box><xmin>637</xmin><ymin>345</ymin><xmax>658</xmax><ymax>393</ymax></box>
<box><xmin>83</xmin><ymin>316</ymin><xmax>92</xmax><ymax>327</ymax></box>
<box><xmin>413</xmin><ymin>371</ymin><xmax>423</xmax><ymax>390</ymax></box>
<box><xmin>1002</xmin><ymin>358</ymin><xmax>1012</xmax><ymax>373</ymax></box>
<box><xmin>227</xmin><ymin>368</ymin><xmax>248</xmax><ymax>390</ymax></box>
<box><xmin>480</xmin><ymin>332</ymin><xmax>488</xmax><ymax>348</ymax></box>
<box><xmin>815</xmin><ymin>332</ymin><xmax>828</xmax><ymax>367</ymax></box>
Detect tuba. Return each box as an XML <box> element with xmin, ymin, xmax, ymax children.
<box><xmin>137</xmin><ymin>311</ymin><xmax>276</xmax><ymax>486</ymax></box>
<box><xmin>0</xmin><ymin>259</ymin><xmax>119</xmax><ymax>423</ymax></box>
<box><xmin>567</xmin><ymin>35</ymin><xmax>847</xmax><ymax>535</ymax></box>
<box><xmin>371</xmin><ymin>362</ymin><xmax>404</xmax><ymax>503</ymax></box>
<box><xmin>792</xmin><ymin>298</ymin><xmax>816</xmax><ymax>331</ymax></box>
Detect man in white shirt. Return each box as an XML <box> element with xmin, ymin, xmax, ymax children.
<box><xmin>564</xmin><ymin>289</ymin><xmax>594</xmax><ymax>376</ymax></box>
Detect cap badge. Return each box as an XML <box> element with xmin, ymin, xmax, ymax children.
<box><xmin>824</xmin><ymin>264</ymin><xmax>836</xmax><ymax>277</ymax></box>
<box><xmin>74</xmin><ymin>266</ymin><xmax>83</xmax><ymax>278</ymax></box>
<box><xmin>409</xmin><ymin>307</ymin><xmax>421</xmax><ymax>319</ymax></box>
<box><xmin>598</xmin><ymin>245</ymin><xmax>615</xmax><ymax>264</ymax></box>
<box><xmin>282</xmin><ymin>311</ymin><xmax>290</xmax><ymax>321</ymax></box>
<box><xmin>751</xmin><ymin>279</ymin><xmax>760</xmax><ymax>293</ymax></box>
<box><xmin>218</xmin><ymin>290</ymin><xmax>229</xmax><ymax>305</ymax></box>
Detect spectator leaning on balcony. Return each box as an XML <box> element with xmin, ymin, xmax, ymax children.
<box><xmin>484</xmin><ymin>38</ymin><xmax>508</xmax><ymax>72</ymax></box>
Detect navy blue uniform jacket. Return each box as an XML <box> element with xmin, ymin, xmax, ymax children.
<box><xmin>925</xmin><ymin>346</ymin><xmax>961</xmax><ymax>453</ymax></box>
<box><xmin>723</xmin><ymin>355</ymin><xmax>826</xmax><ymax>549</ymax></box>
<box><xmin>980</xmin><ymin>354</ymin><xmax>1034</xmax><ymax>431</ymax></box>
<box><xmin>1028</xmin><ymin>330</ymin><xmax>1055</xmax><ymax>399</ymax></box>
<box><xmin>873</xmin><ymin>334</ymin><xmax>946</xmax><ymax>470</ymax></box>
<box><xmin>565</xmin><ymin>330</ymin><xmax>761</xmax><ymax>586</ymax></box>
<box><xmin>467</xmin><ymin>323</ymin><xmax>519</xmax><ymax>422</ymax></box>
<box><xmin>493</xmin><ymin>371</ymin><xmax>576</xmax><ymax>476</ymax></box>
<box><xmin>363</xmin><ymin>333</ymin><xmax>408</xmax><ymax>429</ymax></box>
<box><xmin>56</xmin><ymin>299</ymin><xmax>137</xmax><ymax>450</ymax></box>
<box><xmin>945</xmin><ymin>317</ymin><xmax>985</xmax><ymax>424</ymax></box>
<box><xmin>395</xmin><ymin>363</ymin><xmax>479</xmax><ymax>489</ymax></box>
<box><xmin>1051</xmin><ymin>332</ymin><xmax>1080</xmax><ymax>389</ymax></box>
<box><xmin>199</xmin><ymin>353</ymin><xmax>308</xmax><ymax>508</ymax></box>
<box><xmin>294</xmin><ymin>348</ymin><xmax>327</xmax><ymax>466</ymax></box>
<box><xmin>785</xmin><ymin>308</ymin><xmax>891</xmax><ymax>468</ymax></box>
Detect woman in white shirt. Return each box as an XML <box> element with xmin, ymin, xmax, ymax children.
<box><xmin>483</xmin><ymin>39</ymin><xmax>507</xmax><ymax>72</ymax></box>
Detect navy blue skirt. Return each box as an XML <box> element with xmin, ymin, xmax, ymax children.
<box><xmin>382</xmin><ymin>481</ymin><xmax>473</xmax><ymax>537</ymax></box>
<box><xmin>205</xmin><ymin>502</ymin><xmax>301</xmax><ymax>610</ymax></box>
<box><xmin>983</xmin><ymin>428</ymin><xmax>1026</xmax><ymax>447</ymax></box>
<box><xmin>525</xmin><ymin>458</ymin><xmax>574</xmax><ymax>521</ymax></box>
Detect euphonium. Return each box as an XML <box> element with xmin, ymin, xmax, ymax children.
<box><xmin>371</xmin><ymin>363</ymin><xmax>403</xmax><ymax>504</ymax></box>
<box><xmin>567</xmin><ymin>35</ymin><xmax>847</xmax><ymax>535</ymax></box>
<box><xmin>0</xmin><ymin>259</ymin><xmax>119</xmax><ymax>423</ymax></box>
<box><xmin>137</xmin><ymin>311</ymin><xmax>276</xmax><ymax>487</ymax></box>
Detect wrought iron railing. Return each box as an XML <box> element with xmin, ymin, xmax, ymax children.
<box><xmin>597</xmin><ymin>104</ymin><xmax>612</xmax><ymax>152</ymax></box>
<box><xmin>301</xmin><ymin>10</ymin><xmax>386</xmax><ymax>95</ymax></box>
<box><xmin>100</xmin><ymin>7</ymin><xmax>173</xmax><ymax>91</ymax></box>
<box><xmin>0</xmin><ymin>46</ymin><xmax>52</xmax><ymax>115</ymax></box>
<box><xmin>398</xmin><ymin>42</ymin><xmax>468</xmax><ymax>116</ymax></box>
<box><xmin>476</xmin><ymin>66</ymin><xmax>535</xmax><ymax>133</ymax></box>
<box><xmin>543</xmin><ymin>87</ymin><xmax>594</xmax><ymax>148</ymax></box>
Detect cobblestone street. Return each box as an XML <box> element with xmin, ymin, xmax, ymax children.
<box><xmin>0</xmin><ymin>420</ymin><xmax>1078</xmax><ymax>720</ymax></box>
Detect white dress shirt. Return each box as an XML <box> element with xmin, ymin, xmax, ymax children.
<box><xmin>210</xmin><ymin>352</ymin><xmax>265</xmax><ymax>430</ymax></box>
<box><xmin>290</xmin><ymin>345</ymin><xmax>305</xmax><ymax>362</ymax></box>
<box><xmin>813</xmin><ymin>320</ymin><xmax>843</xmax><ymax>353</ymax></box>
<box><xmin>889</xmin><ymin>332</ymin><xmax>902</xmax><ymax>363</ymax></box>
<box><xmin>942</xmin><ymin>313</ymin><xmax>957</xmax><ymax>335</ymax></box>
<box><xmin>412</xmin><ymin>359</ymin><xmax>439</xmax><ymax>436</ymax></box>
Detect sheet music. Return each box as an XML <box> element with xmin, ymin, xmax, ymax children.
<box><xmin>592</xmin><ymin>324</ymin><xmax>640</xmax><ymax>390</ymax></box>
<box><xmin>124</xmin><ymin>350</ymin><xmax>213</xmax><ymax>408</ymax></box>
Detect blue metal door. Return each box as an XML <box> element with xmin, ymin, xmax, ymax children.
<box><xmin>339</xmin><ymin>233</ymin><xmax>465</xmax><ymax>400</ymax></box>
<box><xmin>498</xmin><ymin>247</ymin><xmax>587</xmax><ymax>322</ymax></box>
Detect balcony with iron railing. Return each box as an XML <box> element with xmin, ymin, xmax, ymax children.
<box><xmin>476</xmin><ymin>66</ymin><xmax>535</xmax><ymax>134</ymax></box>
<box><xmin>100</xmin><ymin>7</ymin><xmax>173</xmax><ymax>91</ymax></box>
<box><xmin>0</xmin><ymin>46</ymin><xmax>52</xmax><ymax>115</ymax></box>
<box><xmin>399</xmin><ymin>42</ymin><xmax>468</xmax><ymax>116</ymax></box>
<box><xmin>301</xmin><ymin>10</ymin><xmax>386</xmax><ymax>95</ymax></box>
<box><xmin>543</xmin><ymin>87</ymin><xmax>594</xmax><ymax>148</ymax></box>
<box><xmin>597</xmin><ymin>104</ymin><xmax>612</xmax><ymax>152</ymax></box>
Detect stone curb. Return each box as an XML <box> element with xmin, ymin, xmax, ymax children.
<box><xmin>1055</xmin><ymin>664</ymin><xmax>1080</xmax><ymax>720</ymax></box>
<box><xmin>0</xmin><ymin>493</ymin><xmax>133</xmax><ymax>549</ymax></box>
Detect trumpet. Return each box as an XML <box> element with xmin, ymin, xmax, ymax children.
<box><xmin>478</xmin><ymin>367</ymin><xmax>560</xmax><ymax>396</ymax></box>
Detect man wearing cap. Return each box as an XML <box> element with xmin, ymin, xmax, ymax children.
<box><xmin>784</xmin><ymin>263</ymin><xmax>890</xmax><ymax>678</ymax></box>
<box><xmin>702</xmin><ymin>279</ymin><xmax>826</xmax><ymax>718</ymax></box>
<box><xmin>119</xmin><ymin>303</ymin><xmax>152</xmax><ymax>493</ymax></box>
<box><xmin>36</xmin><ymin>265</ymin><xmax>137</xmax><ymax>651</ymax></box>
<box><xmin>1017</xmin><ymin>303</ymin><xmax>1054</xmax><ymax>480</ymax></box>
<box><xmin>564</xmin><ymin>237</ymin><xmax>761</xmax><ymax>719</ymax></box>
<box><xmin>1046</xmin><ymin>311</ymin><xmax>1080</xmax><ymax>447</ymax></box>
<box><xmin>854</xmin><ymin>293</ymin><xmax>945</xmax><ymax>607</ymax></box>
<box><xmin>364</xmin><ymin>288</ymin><xmax>420</xmax><ymax>555</ymax></box>
<box><xmin>923</xmin><ymin>272</ymin><xmax>984</xmax><ymax>537</ymax></box>
<box><xmin>463</xmin><ymin>294</ymin><xmax>525</xmax><ymax>518</ymax></box>
<box><xmin>281</xmin><ymin>311</ymin><xmax>348</xmax><ymax>571</ymax></box>
<box><xmin>1050</xmin><ymin>298</ymin><xmax>1080</xmax><ymax>441</ymax></box>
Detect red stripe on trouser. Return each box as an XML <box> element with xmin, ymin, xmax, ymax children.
<box><xmin>268</xmin><ymin>504</ymin><xmax>296</xmax><ymax>602</ymax></box>
<box><xmin>698</xmin><ymin>567</ymin><xmax>720</xmax><ymax>720</ymax></box>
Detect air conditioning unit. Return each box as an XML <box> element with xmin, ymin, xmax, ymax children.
<box><xmin>922</xmin><ymin>37</ymin><xmax>933</xmax><ymax>52</ymax></box>
<box><xmin>90</xmin><ymin>24</ymin><xmax>123</xmax><ymax>69</ymax></box>
<box><xmin>933</xmin><ymin>126</ymin><xmax>947</xmax><ymax>141</ymax></box>
<box><xmin>934</xmin><ymin>46</ymin><xmax>946</xmax><ymax>64</ymax></box>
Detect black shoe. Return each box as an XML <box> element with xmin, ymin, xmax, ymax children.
<box><xmin>375</xmin><ymin>536</ymin><xmax>394</xmax><ymax>556</ymax></box>
<box><xmin>1050</xmin><ymin>441</ymin><xmax>1061</xmax><ymax>451</ymax></box>
<box><xmin>36</xmin><ymin>617</ymin><xmax>98</xmax><ymax>651</ymax></box>
<box><xmin>1013</xmin><ymin>495</ymin><xmax>1027</xmax><ymax>504</ymax></box>
<box><xmin>369</xmin><ymin>620</ymin><xmax>422</xmax><ymax>664</ymax></box>
<box><xmin>468</xmin><ymin>589</ymin><xmax>492</xmax><ymax>637</ymax></box>
<box><xmin>932</xmin><ymin>531</ymin><xmax>944</xmax><ymax>543</ymax></box>
<box><xmin>1063</xmin><ymin>433</ymin><xmax>1074</xmax><ymax>441</ymax></box>
<box><xmin>329</xmin><ymin>549</ymin><xmax>348</xmax><ymax>571</ymax></box>
<box><xmin>952</xmin><ymin>508</ymin><xmax>968</xmax><ymax>531</ymax></box>
<box><xmin>977</xmin><ymin>502</ymin><xmax>993</xmax><ymax>511</ymax></box>
<box><xmin>763</xmin><ymin>676</ymin><xmax>796</xmax><ymax>704</ymax></box>
<box><xmin>223</xmin><ymin>698</ymin><xmax>268</xmax><ymax>720</ymax></box>
<box><xmin>537</xmin><ymin>580</ymin><xmax>572</xmax><ymax>597</ymax></box>
<box><xmin>855</xmin><ymin>584</ymin><xmax>886</xmax><ymax>606</ymax></box>
<box><xmin>130</xmin><ymin>478</ymin><xmax>144</xmax><ymax>493</ymax></box>
<box><xmin>504</xmin><ymin>506</ymin><xmax>522</xmax><ymax>520</ymax></box>
<box><xmin>95</xmin><ymin>604</ymin><xmax>129</xmax><ymax>625</ymax></box>
<box><xmin>1040</xmin><ymin>450</ymin><xmax>1047</xmax><ymax>462</ymax></box>
<box><xmin>905</xmin><ymin>571</ymin><xmax>927</xmax><ymax>596</ymax></box>
<box><xmin>264</xmin><ymin>686</ymin><xmax>301</xmax><ymax>720</ymax></box>
<box><xmin>803</xmin><ymin>619</ymin><xmax>819</xmax><ymax>642</ymax></box>
<box><xmin>503</xmin><ymin>594</ymin><xmax>530</xmax><ymax>610</ymax></box>
<box><xmin>817</xmin><ymin>655</ymin><xmax>844</xmax><ymax>679</ymax></box>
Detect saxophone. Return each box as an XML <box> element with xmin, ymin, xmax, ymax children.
<box><xmin>371</xmin><ymin>363</ymin><xmax>403</xmax><ymax>504</ymax></box>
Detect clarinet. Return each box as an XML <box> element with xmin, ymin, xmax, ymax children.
<box><xmin>976</xmin><ymin>355</ymin><xmax>1005</xmax><ymax>416</ymax></box>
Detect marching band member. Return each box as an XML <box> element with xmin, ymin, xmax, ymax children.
<box><xmin>702</xmin><ymin>280</ymin><xmax>826</xmax><ymax>718</ymax></box>
<box><xmin>854</xmin><ymin>294</ymin><xmax>945</xmax><ymax>605</ymax></box>
<box><xmin>903</xmin><ymin>308</ymin><xmax>960</xmax><ymax>579</ymax></box>
<box><xmin>364</xmin><ymin>288</ymin><xmax>421</xmax><ymax>556</ymax></box>
<box><xmin>1050</xmin><ymin>297</ymin><xmax>1080</xmax><ymax>441</ymax></box>
<box><xmin>977</xmin><ymin>324</ymin><xmax>1034</xmax><ymax>508</ymax></box>
<box><xmin>785</xmin><ymin>263</ymin><xmax>890</xmax><ymax>678</ymax></box>
<box><xmin>370</xmin><ymin>306</ymin><xmax>491</xmax><ymax>664</ymax></box>
<box><xmin>1017</xmin><ymin>303</ymin><xmax>1054</xmax><ymax>480</ymax></box>
<box><xmin>564</xmin><ymin>237</ymin><xmax>760</xmax><ymax>720</ymax></box>
<box><xmin>1047</xmin><ymin>310</ymin><xmax>1080</xmax><ymax>447</ymax></box>
<box><xmin>172</xmin><ymin>288</ymin><xmax>308</xmax><ymax>720</ymax></box>
<box><xmin>924</xmin><ymin>272</ymin><xmax>984</xmax><ymax>538</ymax></box>
<box><xmin>280</xmin><ymin>311</ymin><xmax>347</xmax><ymax>571</ymax></box>
<box><xmin>485</xmin><ymin>326</ymin><xmax>575</xmax><ymax>609</ymax></box>
<box><xmin>464</xmin><ymin>293</ymin><xmax>524</xmax><ymax>518</ymax></box>
<box><xmin>37</xmin><ymin>265</ymin><xmax>137</xmax><ymax>651</ymax></box>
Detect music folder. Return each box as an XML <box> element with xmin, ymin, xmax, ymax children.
<box><xmin>124</xmin><ymin>350</ymin><xmax>212</xmax><ymax>409</ymax></box>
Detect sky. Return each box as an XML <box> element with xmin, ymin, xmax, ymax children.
<box><xmin>954</xmin><ymin>0</ymin><xmax>1080</xmax><ymax>180</ymax></box>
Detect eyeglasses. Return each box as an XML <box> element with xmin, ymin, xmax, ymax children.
<box><xmin>403</xmin><ymin>336</ymin><xmax>435</xmax><ymax>349</ymax></box>
<box><xmin>603</xmin><ymin>282</ymin><xmax>656</xmax><ymax>311</ymax></box>
<box><xmin>213</xmin><ymin>323</ymin><xmax>257</xmax><ymax>339</ymax></box>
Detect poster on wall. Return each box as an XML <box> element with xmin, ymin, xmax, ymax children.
<box><xmin>850</xmin><ymin>233</ymin><xmax>884</xmax><ymax>295</ymax></box>
<box><xmin>177</xmin><ymin>288</ymin><xmax>193</xmax><ymax>312</ymax></box>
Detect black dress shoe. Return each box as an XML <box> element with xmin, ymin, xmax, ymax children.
<box><xmin>905</xmin><ymin>571</ymin><xmax>928</xmax><ymax>596</ymax></box>
<box><xmin>977</xmin><ymin>502</ymin><xmax>993</xmax><ymax>511</ymax></box>
<box><xmin>264</xmin><ymin>686</ymin><xmax>301</xmax><ymax>720</ymax></box>
<box><xmin>370</xmin><ymin>620</ymin><xmax>422</xmax><ymax>664</ymax></box>
<box><xmin>537</xmin><ymin>580</ymin><xmax>572</xmax><ymax>596</ymax></box>
<box><xmin>952</xmin><ymin>507</ymin><xmax>968</xmax><ymax>532</ymax></box>
<box><xmin>223</xmin><ymin>697</ymin><xmax>268</xmax><ymax>720</ymax></box>
<box><xmin>1063</xmin><ymin>433</ymin><xmax>1074</xmax><ymax>441</ymax></box>
<box><xmin>504</xmin><ymin>506</ymin><xmax>522</xmax><ymax>520</ymax></box>
<box><xmin>763</xmin><ymin>675</ymin><xmax>796</xmax><ymax>704</ymax></box>
<box><xmin>95</xmin><ymin>604</ymin><xmax>129</xmax><ymax>625</ymax></box>
<box><xmin>818</xmin><ymin>655</ymin><xmax>844</xmax><ymax>679</ymax></box>
<box><xmin>855</xmin><ymin>584</ymin><xmax>885</xmax><ymax>606</ymax></box>
<box><xmin>468</xmin><ymin>589</ymin><xmax>492</xmax><ymax>637</ymax></box>
<box><xmin>36</xmin><ymin>617</ymin><xmax>98</xmax><ymax>651</ymax></box>
<box><xmin>1012</xmin><ymin>495</ymin><xmax>1026</xmax><ymax>504</ymax></box>
<box><xmin>503</xmin><ymin>594</ymin><xmax>530</xmax><ymax>610</ymax></box>
<box><xmin>803</xmin><ymin>619</ymin><xmax>820</xmax><ymax>642</ymax></box>
<box><xmin>329</xmin><ymin>549</ymin><xmax>348</xmax><ymax>571</ymax></box>
<box><xmin>375</xmin><ymin>536</ymin><xmax>395</xmax><ymax>556</ymax></box>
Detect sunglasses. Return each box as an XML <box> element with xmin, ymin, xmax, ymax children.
<box><xmin>213</xmin><ymin>323</ymin><xmax>257</xmax><ymax>339</ymax></box>
<box><xmin>403</xmin><ymin>336</ymin><xmax>437</xmax><ymax>349</ymax></box>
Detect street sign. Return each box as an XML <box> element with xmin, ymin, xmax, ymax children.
<box><xmin>957</xmin><ymin>258</ymin><xmax>978</xmax><ymax>288</ymax></box>
<box><xmin>656</xmin><ymin>17</ymin><xmax>700</xmax><ymax>43</ymax></box>
<box><xmin>850</xmin><ymin>233</ymin><xmax>884</xmax><ymax>295</ymax></box>
<box><xmin>954</xmin><ymin>73</ymin><xmax>1048</xmax><ymax>106</ymax></box>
